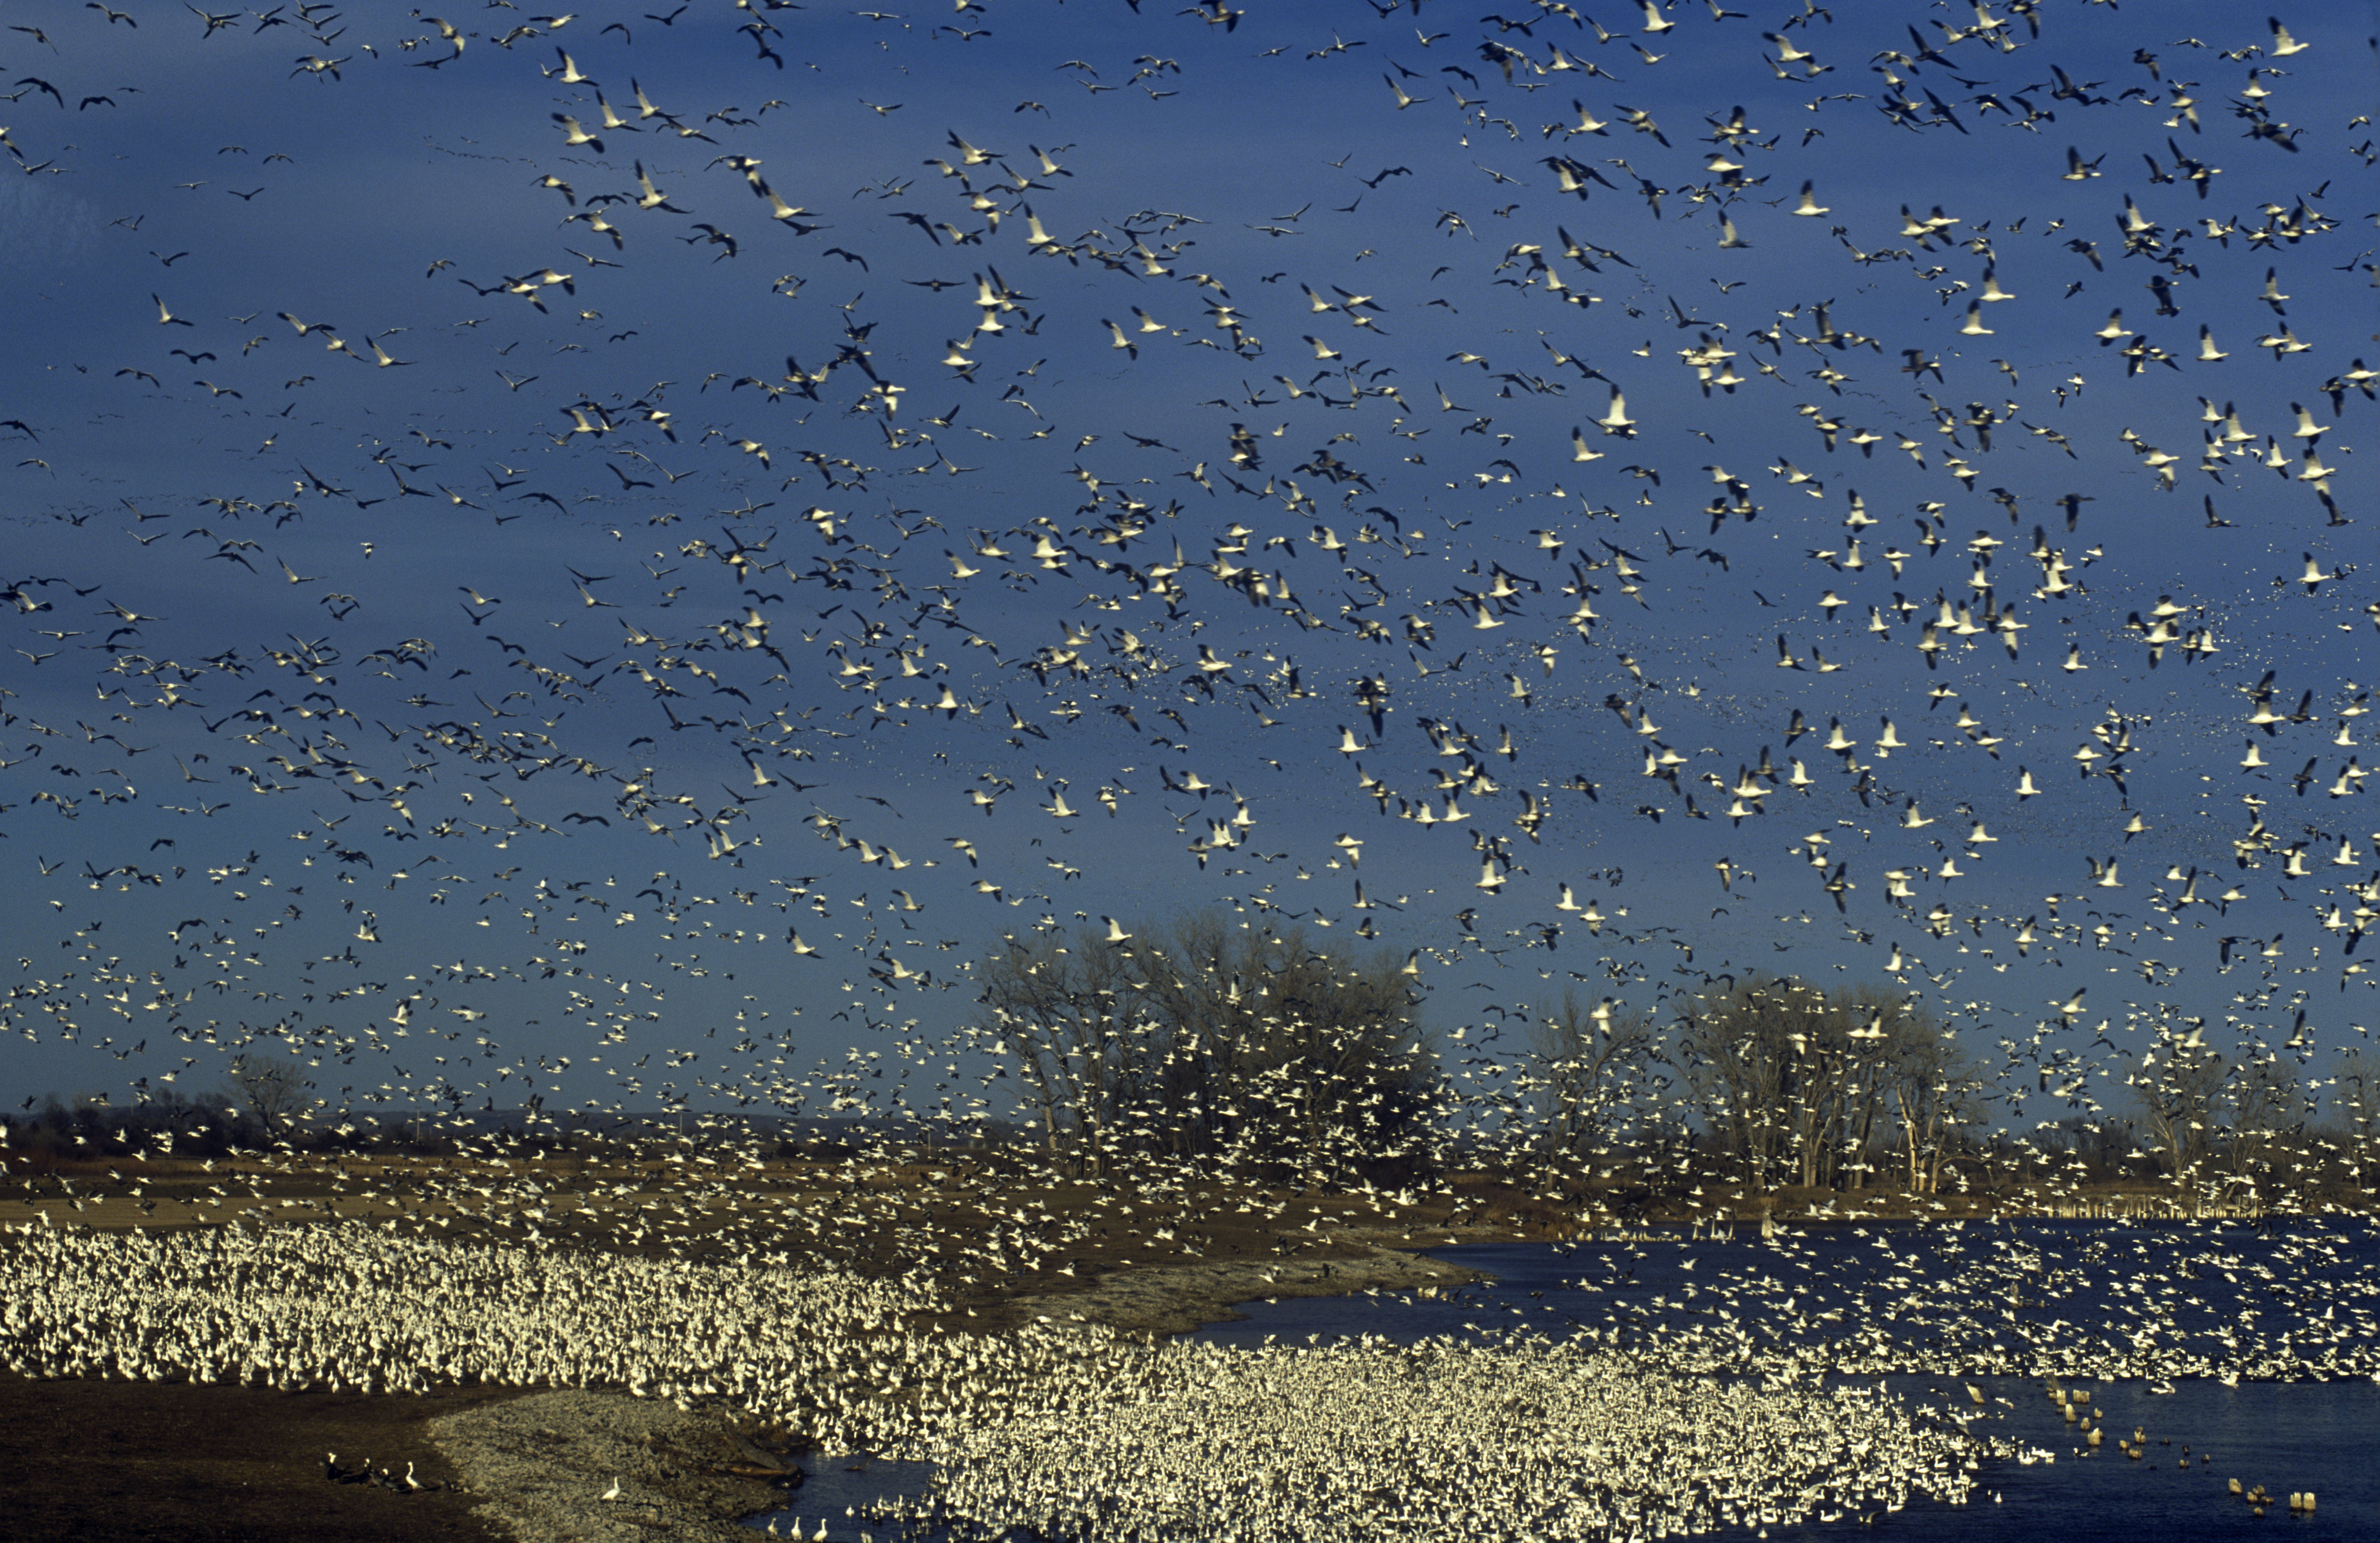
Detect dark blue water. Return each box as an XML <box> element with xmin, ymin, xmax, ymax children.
<box><xmin>1208</xmin><ymin>1223</ymin><xmax>2380</xmax><ymax>1381</ymax></box>
<box><xmin>751</xmin><ymin>1221</ymin><xmax>2380</xmax><ymax>1540</ymax></box>
<box><xmin>1198</xmin><ymin>1226</ymin><xmax>2380</xmax><ymax>1540</ymax></box>
<box><xmin>752</xmin><ymin>1454</ymin><xmax>940</xmax><ymax>1543</ymax></box>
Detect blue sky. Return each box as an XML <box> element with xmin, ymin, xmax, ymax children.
<box><xmin>2</xmin><ymin>0</ymin><xmax>2375</xmax><ymax>1140</ymax></box>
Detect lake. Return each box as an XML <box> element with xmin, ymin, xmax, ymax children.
<box><xmin>752</xmin><ymin>1220</ymin><xmax>2380</xmax><ymax>1540</ymax></box>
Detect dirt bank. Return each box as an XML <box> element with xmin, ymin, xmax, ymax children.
<box><xmin>430</xmin><ymin>1389</ymin><xmax>803</xmax><ymax>1543</ymax></box>
<box><xmin>421</xmin><ymin>1234</ymin><xmax>1499</xmax><ymax>1535</ymax></box>
<box><xmin>1009</xmin><ymin>1236</ymin><xmax>1498</xmax><ymax>1336</ymax></box>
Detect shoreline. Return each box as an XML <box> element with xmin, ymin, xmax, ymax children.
<box><xmin>430</xmin><ymin>1389</ymin><xmax>805</xmax><ymax>1543</ymax></box>
<box><xmin>1005</xmin><ymin>1230</ymin><xmax>1504</xmax><ymax>1337</ymax></box>
<box><xmin>12</xmin><ymin>1213</ymin><xmax>2353</xmax><ymax>1541</ymax></box>
<box><xmin>424</xmin><ymin>1232</ymin><xmax>1503</xmax><ymax>1539</ymax></box>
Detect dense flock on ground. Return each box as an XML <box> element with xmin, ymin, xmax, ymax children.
<box><xmin>14</xmin><ymin>1212</ymin><xmax>2380</xmax><ymax>1538</ymax></box>
<box><xmin>0</xmin><ymin>1221</ymin><xmax>2006</xmax><ymax>1538</ymax></box>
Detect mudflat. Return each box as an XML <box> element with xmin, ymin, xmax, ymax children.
<box><xmin>0</xmin><ymin>1370</ymin><xmax>523</xmax><ymax>1543</ymax></box>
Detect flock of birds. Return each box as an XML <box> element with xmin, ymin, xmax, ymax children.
<box><xmin>1545</xmin><ymin>1215</ymin><xmax>2380</xmax><ymax>1385</ymax></box>
<box><xmin>0</xmin><ymin>0</ymin><xmax>2369</xmax><ymax>1142</ymax></box>
<box><xmin>15</xmin><ymin>1212</ymin><xmax>2380</xmax><ymax>1539</ymax></box>
<box><xmin>914</xmin><ymin>1333</ymin><xmax>1985</xmax><ymax>1540</ymax></box>
<box><xmin>0</xmin><ymin>0</ymin><xmax>2375</xmax><ymax>1536</ymax></box>
<box><xmin>0</xmin><ymin>1220</ymin><xmax>1988</xmax><ymax>1540</ymax></box>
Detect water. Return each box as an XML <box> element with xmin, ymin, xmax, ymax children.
<box><xmin>1201</xmin><ymin>1225</ymin><xmax>2380</xmax><ymax>1539</ymax></box>
<box><xmin>750</xmin><ymin>1220</ymin><xmax>2380</xmax><ymax>1539</ymax></box>
<box><xmin>1204</xmin><ymin>1223</ymin><xmax>2380</xmax><ymax>1376</ymax></box>
<box><xmin>752</xmin><ymin>1454</ymin><xmax>940</xmax><ymax>1543</ymax></box>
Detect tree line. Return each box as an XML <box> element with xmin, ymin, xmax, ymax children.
<box><xmin>970</xmin><ymin>911</ymin><xmax>1440</xmax><ymax>1180</ymax></box>
<box><xmin>1533</xmin><ymin>975</ymin><xmax>1986</xmax><ymax>1198</ymax></box>
<box><xmin>969</xmin><ymin>913</ymin><xmax>1996</xmax><ymax>1193</ymax></box>
<box><xmin>12</xmin><ymin>912</ymin><xmax>2364</xmax><ymax>1214</ymax></box>
<box><xmin>970</xmin><ymin>914</ymin><xmax>2370</xmax><ymax>1210</ymax></box>
<box><xmin>4</xmin><ymin>1052</ymin><xmax>410</xmax><ymax>1164</ymax></box>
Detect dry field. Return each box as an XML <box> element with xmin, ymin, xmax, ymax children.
<box><xmin>0</xmin><ymin>1148</ymin><xmax>1571</xmax><ymax>1320</ymax></box>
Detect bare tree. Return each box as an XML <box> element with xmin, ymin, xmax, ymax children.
<box><xmin>1827</xmin><ymin>993</ymin><xmax>1891</xmax><ymax>1193</ymax></box>
<box><xmin>2219</xmin><ymin>1050</ymin><xmax>2300</xmax><ymax>1195</ymax></box>
<box><xmin>1676</xmin><ymin>976</ymin><xmax>1976</xmax><ymax>1196</ymax></box>
<box><xmin>1882</xmin><ymin>1018</ymin><xmax>1985</xmax><ymax>1196</ymax></box>
<box><xmin>1134</xmin><ymin>912</ymin><xmax>1430</xmax><ymax>1172</ymax></box>
<box><xmin>1784</xmin><ymin>985</ymin><xmax>1941</xmax><ymax>1193</ymax></box>
<box><xmin>2337</xmin><ymin>1048</ymin><xmax>2380</xmax><ymax>1189</ymax></box>
<box><xmin>972</xmin><ymin>912</ymin><xmax>1433</xmax><ymax>1177</ymax></box>
<box><xmin>1677</xmin><ymin>975</ymin><xmax>1821</xmax><ymax>1191</ymax></box>
<box><xmin>1528</xmin><ymin>991</ymin><xmax>1660</xmax><ymax>1159</ymax></box>
<box><xmin>224</xmin><ymin>1052</ymin><xmax>311</xmax><ymax>1141</ymax></box>
<box><xmin>975</xmin><ymin>929</ymin><xmax>1157</xmax><ymax>1175</ymax></box>
<box><xmin>2128</xmin><ymin>1023</ymin><xmax>2227</xmax><ymax>1187</ymax></box>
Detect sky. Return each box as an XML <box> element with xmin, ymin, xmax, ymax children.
<box><xmin>1</xmin><ymin>0</ymin><xmax>2376</xmax><ymax>1142</ymax></box>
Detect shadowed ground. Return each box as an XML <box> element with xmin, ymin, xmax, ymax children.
<box><xmin>0</xmin><ymin>1370</ymin><xmax>524</xmax><ymax>1543</ymax></box>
